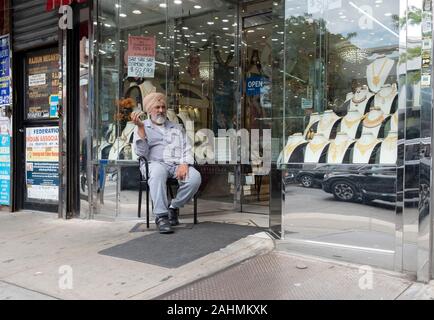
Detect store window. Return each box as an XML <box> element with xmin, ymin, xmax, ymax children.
<box><xmin>92</xmin><ymin>0</ymin><xmax>239</xmax><ymax>218</ymax></box>
<box><xmin>281</xmin><ymin>0</ymin><xmax>405</xmax><ymax>269</ymax></box>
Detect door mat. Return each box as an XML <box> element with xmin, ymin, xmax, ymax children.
<box><xmin>129</xmin><ymin>222</ymin><xmax>194</xmax><ymax>233</ymax></box>
<box><xmin>99</xmin><ymin>222</ymin><xmax>264</xmax><ymax>269</ymax></box>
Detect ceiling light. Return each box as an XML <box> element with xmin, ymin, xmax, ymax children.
<box><xmin>133</xmin><ymin>10</ymin><xmax>141</xmax><ymax>14</ymax></box>
<box><xmin>120</xmin><ymin>13</ymin><xmax>127</xmax><ymax>17</ymax></box>
<box><xmin>174</xmin><ymin>0</ymin><xmax>182</xmax><ymax>4</ymax></box>
<box><xmin>159</xmin><ymin>3</ymin><xmax>167</xmax><ymax>8</ymax></box>
<box><xmin>207</xmin><ymin>21</ymin><xmax>214</xmax><ymax>25</ymax></box>
<box><xmin>194</xmin><ymin>5</ymin><xmax>201</xmax><ymax>9</ymax></box>
<box><xmin>222</xmin><ymin>19</ymin><xmax>229</xmax><ymax>23</ymax></box>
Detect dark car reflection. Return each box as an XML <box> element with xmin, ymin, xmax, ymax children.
<box><xmin>285</xmin><ymin>164</ymin><xmax>364</xmax><ymax>188</ymax></box>
<box><xmin>322</xmin><ymin>166</ymin><xmax>397</xmax><ymax>203</ymax></box>
<box><xmin>285</xmin><ymin>164</ymin><xmax>400</xmax><ymax>204</ymax></box>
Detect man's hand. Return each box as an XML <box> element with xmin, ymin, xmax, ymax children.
<box><xmin>176</xmin><ymin>164</ymin><xmax>189</xmax><ymax>181</ymax></box>
<box><xmin>131</xmin><ymin>111</ymin><xmax>145</xmax><ymax>128</ymax></box>
<box><xmin>131</xmin><ymin>111</ymin><xmax>146</xmax><ymax>140</ymax></box>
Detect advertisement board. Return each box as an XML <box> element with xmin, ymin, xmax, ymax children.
<box><xmin>26</xmin><ymin>127</ymin><xmax>59</xmax><ymax>201</ymax></box>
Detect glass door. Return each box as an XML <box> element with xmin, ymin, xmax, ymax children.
<box><xmin>18</xmin><ymin>47</ymin><xmax>61</xmax><ymax>213</ymax></box>
<box><xmin>240</xmin><ymin>1</ymin><xmax>273</xmax><ymax>215</ymax></box>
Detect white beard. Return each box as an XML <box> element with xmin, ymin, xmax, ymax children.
<box><xmin>152</xmin><ymin>114</ymin><xmax>166</xmax><ymax>125</ymax></box>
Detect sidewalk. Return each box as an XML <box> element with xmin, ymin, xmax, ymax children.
<box><xmin>1</xmin><ymin>212</ymin><xmax>434</xmax><ymax>300</ymax></box>
<box><xmin>0</xmin><ymin>212</ymin><xmax>273</xmax><ymax>300</ymax></box>
<box><xmin>158</xmin><ymin>251</ymin><xmax>434</xmax><ymax>300</ymax></box>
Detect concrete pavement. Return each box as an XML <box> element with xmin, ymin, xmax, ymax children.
<box><xmin>0</xmin><ymin>211</ymin><xmax>273</xmax><ymax>300</ymax></box>
<box><xmin>1</xmin><ymin>211</ymin><xmax>434</xmax><ymax>300</ymax></box>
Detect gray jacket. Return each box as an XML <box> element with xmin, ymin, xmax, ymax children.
<box><xmin>133</xmin><ymin>119</ymin><xmax>194</xmax><ymax>165</ymax></box>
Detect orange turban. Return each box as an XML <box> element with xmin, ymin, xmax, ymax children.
<box><xmin>143</xmin><ymin>92</ymin><xmax>166</xmax><ymax>113</ymax></box>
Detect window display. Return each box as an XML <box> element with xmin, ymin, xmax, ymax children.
<box><xmin>280</xmin><ymin>43</ymin><xmax>399</xmax><ymax>165</ymax></box>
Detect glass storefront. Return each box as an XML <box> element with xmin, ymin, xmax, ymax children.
<box><xmin>279</xmin><ymin>0</ymin><xmax>432</xmax><ymax>277</ymax></box>
<box><xmin>89</xmin><ymin>0</ymin><xmax>433</xmax><ymax>278</ymax></box>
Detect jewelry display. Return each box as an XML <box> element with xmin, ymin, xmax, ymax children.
<box><xmin>327</xmin><ymin>133</ymin><xmax>354</xmax><ymax>164</ymax></box>
<box><xmin>350</xmin><ymin>85</ymin><xmax>373</xmax><ymax>114</ymax></box>
<box><xmin>281</xmin><ymin>52</ymin><xmax>398</xmax><ymax>165</ymax></box>
<box><xmin>362</xmin><ymin>107</ymin><xmax>389</xmax><ymax>138</ymax></box>
<box><xmin>374</xmin><ymin>83</ymin><xmax>398</xmax><ymax>114</ymax></box>
<box><xmin>303</xmin><ymin>112</ymin><xmax>321</xmax><ymax>138</ymax></box>
<box><xmin>353</xmin><ymin>133</ymin><xmax>381</xmax><ymax>164</ymax></box>
<box><xmin>366</xmin><ymin>56</ymin><xmax>394</xmax><ymax>92</ymax></box>
<box><xmin>379</xmin><ymin>131</ymin><xmax>398</xmax><ymax>164</ymax></box>
<box><xmin>363</xmin><ymin>108</ymin><xmax>386</xmax><ymax>129</ymax></box>
<box><xmin>304</xmin><ymin>133</ymin><xmax>329</xmax><ymax>163</ymax></box>
<box><xmin>316</xmin><ymin>110</ymin><xmax>340</xmax><ymax>139</ymax></box>
<box><xmin>340</xmin><ymin>109</ymin><xmax>364</xmax><ymax>139</ymax></box>
<box><xmin>283</xmin><ymin>133</ymin><xmax>307</xmax><ymax>163</ymax></box>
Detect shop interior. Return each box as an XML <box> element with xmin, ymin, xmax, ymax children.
<box><xmin>86</xmin><ymin>0</ymin><xmax>278</xmax><ymax>227</ymax></box>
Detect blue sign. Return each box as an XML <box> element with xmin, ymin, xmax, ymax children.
<box><xmin>0</xmin><ymin>36</ymin><xmax>12</xmax><ymax>106</ymax></box>
<box><xmin>49</xmin><ymin>95</ymin><xmax>59</xmax><ymax>118</ymax></box>
<box><xmin>0</xmin><ymin>35</ymin><xmax>11</xmax><ymax>107</ymax></box>
<box><xmin>0</xmin><ymin>134</ymin><xmax>11</xmax><ymax>206</ymax></box>
<box><xmin>246</xmin><ymin>76</ymin><xmax>266</xmax><ymax>96</ymax></box>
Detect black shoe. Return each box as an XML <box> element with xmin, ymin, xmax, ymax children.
<box><xmin>168</xmin><ymin>207</ymin><xmax>180</xmax><ymax>226</ymax></box>
<box><xmin>155</xmin><ymin>216</ymin><xmax>174</xmax><ymax>234</ymax></box>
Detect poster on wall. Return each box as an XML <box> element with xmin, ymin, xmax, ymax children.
<box><xmin>0</xmin><ymin>117</ymin><xmax>10</xmax><ymax>206</ymax></box>
<box><xmin>26</xmin><ymin>49</ymin><xmax>60</xmax><ymax>119</ymax></box>
<box><xmin>127</xmin><ymin>36</ymin><xmax>156</xmax><ymax>78</ymax></box>
<box><xmin>25</xmin><ymin>127</ymin><xmax>59</xmax><ymax>202</ymax></box>
<box><xmin>0</xmin><ymin>35</ymin><xmax>11</xmax><ymax>107</ymax></box>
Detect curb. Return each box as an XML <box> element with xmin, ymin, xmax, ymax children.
<box><xmin>128</xmin><ymin>232</ymin><xmax>275</xmax><ymax>300</ymax></box>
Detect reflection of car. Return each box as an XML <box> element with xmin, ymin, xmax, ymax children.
<box><xmin>322</xmin><ymin>166</ymin><xmax>397</xmax><ymax>203</ymax></box>
<box><xmin>286</xmin><ymin>164</ymin><xmax>364</xmax><ymax>188</ymax></box>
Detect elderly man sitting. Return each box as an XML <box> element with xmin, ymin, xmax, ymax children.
<box><xmin>132</xmin><ymin>93</ymin><xmax>201</xmax><ymax>234</ymax></box>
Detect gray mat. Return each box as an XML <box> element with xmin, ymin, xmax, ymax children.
<box><xmin>98</xmin><ymin>222</ymin><xmax>264</xmax><ymax>268</ymax></box>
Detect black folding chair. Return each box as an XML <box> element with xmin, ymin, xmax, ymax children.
<box><xmin>137</xmin><ymin>156</ymin><xmax>198</xmax><ymax>228</ymax></box>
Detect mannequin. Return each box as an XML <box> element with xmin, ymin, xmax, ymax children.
<box><xmin>177</xmin><ymin>109</ymin><xmax>193</xmax><ymax>127</ymax></box>
<box><xmin>303</xmin><ymin>112</ymin><xmax>321</xmax><ymax>138</ymax></box>
<box><xmin>108</xmin><ymin>121</ymin><xmax>136</xmax><ymax>160</ymax></box>
<box><xmin>304</xmin><ymin>133</ymin><xmax>329</xmax><ymax>163</ymax></box>
<box><xmin>366</xmin><ymin>55</ymin><xmax>395</xmax><ymax>92</ymax></box>
<box><xmin>340</xmin><ymin>108</ymin><xmax>364</xmax><ymax>139</ymax></box>
<box><xmin>188</xmin><ymin>107</ymin><xmax>196</xmax><ymax>120</ymax></box>
<box><xmin>166</xmin><ymin>108</ymin><xmax>179</xmax><ymax>124</ymax></box>
<box><xmin>316</xmin><ymin>110</ymin><xmax>340</xmax><ymax>139</ymax></box>
<box><xmin>362</xmin><ymin>107</ymin><xmax>389</xmax><ymax>138</ymax></box>
<box><xmin>390</xmin><ymin>111</ymin><xmax>398</xmax><ymax>132</ymax></box>
<box><xmin>352</xmin><ymin>132</ymin><xmax>381</xmax><ymax>164</ymax></box>
<box><xmin>350</xmin><ymin>85</ymin><xmax>373</xmax><ymax>114</ymax></box>
<box><xmin>327</xmin><ymin>132</ymin><xmax>354</xmax><ymax>164</ymax></box>
<box><xmin>374</xmin><ymin>83</ymin><xmax>398</xmax><ymax>114</ymax></box>
<box><xmin>138</xmin><ymin>80</ymin><xmax>157</xmax><ymax>99</ymax></box>
<box><xmin>283</xmin><ymin>133</ymin><xmax>307</xmax><ymax>163</ymax></box>
<box><xmin>194</xmin><ymin>108</ymin><xmax>201</xmax><ymax>122</ymax></box>
<box><xmin>379</xmin><ymin>131</ymin><xmax>398</xmax><ymax>164</ymax></box>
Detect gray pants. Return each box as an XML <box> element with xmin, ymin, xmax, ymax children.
<box><xmin>146</xmin><ymin>162</ymin><xmax>201</xmax><ymax>218</ymax></box>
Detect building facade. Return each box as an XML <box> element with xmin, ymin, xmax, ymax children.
<box><xmin>1</xmin><ymin>0</ymin><xmax>434</xmax><ymax>282</ymax></box>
